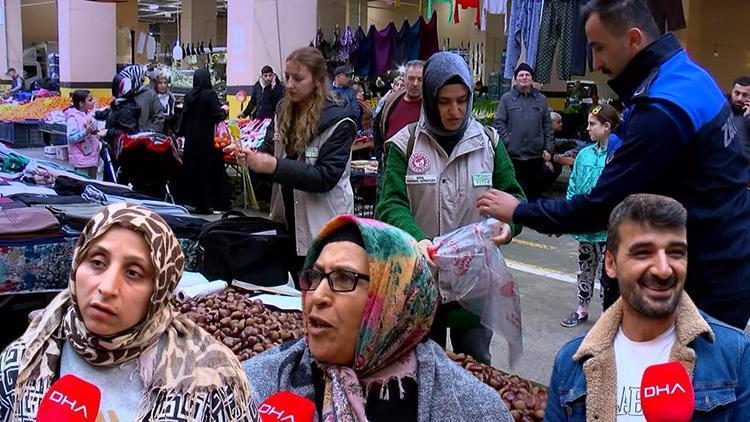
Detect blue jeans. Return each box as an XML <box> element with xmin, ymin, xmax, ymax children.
<box><xmin>503</xmin><ymin>0</ymin><xmax>545</xmax><ymax>80</ymax></box>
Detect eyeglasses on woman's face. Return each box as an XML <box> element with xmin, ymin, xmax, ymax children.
<box><xmin>299</xmin><ymin>268</ymin><xmax>370</xmax><ymax>292</ymax></box>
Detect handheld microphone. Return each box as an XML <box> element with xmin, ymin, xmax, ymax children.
<box><xmin>259</xmin><ymin>390</ymin><xmax>315</xmax><ymax>422</ymax></box>
<box><xmin>640</xmin><ymin>361</ymin><xmax>694</xmax><ymax>422</ymax></box>
<box><xmin>37</xmin><ymin>374</ymin><xmax>101</xmax><ymax>422</ymax></box>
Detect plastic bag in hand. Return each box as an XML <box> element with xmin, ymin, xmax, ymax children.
<box><xmin>432</xmin><ymin>218</ymin><xmax>523</xmax><ymax>362</ymax></box>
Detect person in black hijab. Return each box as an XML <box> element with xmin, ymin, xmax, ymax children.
<box><xmin>176</xmin><ymin>69</ymin><xmax>230</xmax><ymax>213</ymax></box>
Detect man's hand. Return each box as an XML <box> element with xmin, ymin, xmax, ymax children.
<box><xmin>477</xmin><ymin>189</ymin><xmax>520</xmax><ymax>222</ymax></box>
<box><xmin>488</xmin><ymin>221</ymin><xmax>513</xmax><ymax>245</ymax></box>
<box><xmin>542</xmin><ymin>150</ymin><xmax>552</xmax><ymax>161</ymax></box>
<box><xmin>743</xmin><ymin>100</ymin><xmax>750</xmax><ymax>119</ymax></box>
<box><xmin>417</xmin><ymin>239</ymin><xmax>436</xmax><ymax>267</ymax></box>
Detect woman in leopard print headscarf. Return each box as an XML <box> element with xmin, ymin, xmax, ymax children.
<box><xmin>0</xmin><ymin>203</ymin><xmax>259</xmax><ymax>422</ymax></box>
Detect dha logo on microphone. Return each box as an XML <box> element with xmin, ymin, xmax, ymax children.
<box><xmin>37</xmin><ymin>374</ymin><xmax>101</xmax><ymax>422</ymax></box>
<box><xmin>259</xmin><ymin>404</ymin><xmax>296</xmax><ymax>421</ymax></box>
<box><xmin>48</xmin><ymin>391</ymin><xmax>90</xmax><ymax>418</ymax></box>
<box><xmin>643</xmin><ymin>383</ymin><xmax>687</xmax><ymax>398</ymax></box>
<box><xmin>259</xmin><ymin>391</ymin><xmax>315</xmax><ymax>422</ymax></box>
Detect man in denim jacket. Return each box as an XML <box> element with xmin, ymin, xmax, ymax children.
<box><xmin>545</xmin><ymin>194</ymin><xmax>750</xmax><ymax>421</ymax></box>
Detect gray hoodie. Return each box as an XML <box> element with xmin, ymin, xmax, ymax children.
<box><xmin>492</xmin><ymin>86</ymin><xmax>554</xmax><ymax>161</ymax></box>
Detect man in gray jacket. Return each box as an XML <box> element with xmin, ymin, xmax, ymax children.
<box><xmin>493</xmin><ymin>63</ymin><xmax>554</xmax><ymax>199</ymax></box>
<box><xmin>134</xmin><ymin>77</ymin><xmax>165</xmax><ymax>133</ymax></box>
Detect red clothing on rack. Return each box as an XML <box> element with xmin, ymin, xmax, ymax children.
<box><xmin>454</xmin><ymin>0</ymin><xmax>480</xmax><ymax>28</ymax></box>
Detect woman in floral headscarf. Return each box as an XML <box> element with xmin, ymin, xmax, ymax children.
<box><xmin>0</xmin><ymin>203</ymin><xmax>259</xmax><ymax>421</ymax></box>
<box><xmin>243</xmin><ymin>214</ymin><xmax>511</xmax><ymax>421</ymax></box>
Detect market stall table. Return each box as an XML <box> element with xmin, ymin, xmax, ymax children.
<box><xmin>0</xmin><ymin>120</ymin><xmax>44</xmax><ymax>148</ymax></box>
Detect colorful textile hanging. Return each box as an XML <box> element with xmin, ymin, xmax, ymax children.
<box><xmin>373</xmin><ymin>22</ymin><xmax>397</xmax><ymax>75</ymax></box>
<box><xmin>425</xmin><ymin>0</ymin><xmax>454</xmax><ymax>23</ymax></box>
<box><xmin>338</xmin><ymin>25</ymin><xmax>354</xmax><ymax>62</ymax></box>
<box><xmin>453</xmin><ymin>0</ymin><xmax>480</xmax><ymax>28</ymax></box>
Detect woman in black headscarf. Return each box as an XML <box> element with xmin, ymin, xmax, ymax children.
<box><xmin>176</xmin><ymin>69</ymin><xmax>231</xmax><ymax>213</ymax></box>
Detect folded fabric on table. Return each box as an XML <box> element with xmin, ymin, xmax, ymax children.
<box><xmin>79</xmin><ymin>185</ymin><xmax>189</xmax><ymax>216</ymax></box>
<box><xmin>0</xmin><ymin>181</ymin><xmax>58</xmax><ymax>197</ymax></box>
<box><xmin>0</xmin><ymin>197</ymin><xmax>27</xmax><ymax>210</ymax></box>
<box><xmin>40</xmin><ymin>203</ymin><xmax>106</xmax><ymax>230</ymax></box>
<box><xmin>0</xmin><ymin>207</ymin><xmax>61</xmax><ymax>239</ymax></box>
<box><xmin>53</xmin><ymin>175</ymin><xmax>132</xmax><ymax>196</ymax></box>
<box><xmin>9</xmin><ymin>193</ymin><xmax>87</xmax><ymax>206</ymax></box>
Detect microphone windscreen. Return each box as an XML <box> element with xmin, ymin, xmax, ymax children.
<box><xmin>259</xmin><ymin>390</ymin><xmax>315</xmax><ymax>422</ymax></box>
<box><xmin>37</xmin><ymin>374</ymin><xmax>101</xmax><ymax>422</ymax></box>
<box><xmin>640</xmin><ymin>361</ymin><xmax>694</xmax><ymax>422</ymax></box>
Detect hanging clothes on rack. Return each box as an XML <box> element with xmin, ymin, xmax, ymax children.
<box><xmin>405</xmin><ymin>18</ymin><xmax>421</xmax><ymax>61</ymax></box>
<box><xmin>315</xmin><ymin>28</ymin><xmax>334</xmax><ymax>61</ymax></box>
<box><xmin>425</xmin><ymin>0</ymin><xmax>455</xmax><ymax>23</ymax></box>
<box><xmin>503</xmin><ymin>0</ymin><xmax>544</xmax><ymax>80</ymax></box>
<box><xmin>392</xmin><ymin>20</ymin><xmax>409</xmax><ymax>68</ymax></box>
<box><xmin>419</xmin><ymin>11</ymin><xmax>440</xmax><ymax>60</ymax></box>
<box><xmin>330</xmin><ymin>25</ymin><xmax>342</xmax><ymax>63</ymax></box>
<box><xmin>570</xmin><ymin>0</ymin><xmax>592</xmax><ymax>77</ymax></box>
<box><xmin>453</xmin><ymin>0</ymin><xmax>481</xmax><ymax>29</ymax></box>
<box><xmin>649</xmin><ymin>0</ymin><xmax>686</xmax><ymax>34</ymax></box>
<box><xmin>534</xmin><ymin>0</ymin><xmax>576</xmax><ymax>83</ymax></box>
<box><xmin>353</xmin><ymin>25</ymin><xmax>375</xmax><ymax>77</ymax></box>
<box><xmin>373</xmin><ymin>22</ymin><xmax>397</xmax><ymax>75</ymax></box>
<box><xmin>338</xmin><ymin>25</ymin><xmax>355</xmax><ymax>62</ymax></box>
<box><xmin>481</xmin><ymin>0</ymin><xmax>508</xmax><ymax>32</ymax></box>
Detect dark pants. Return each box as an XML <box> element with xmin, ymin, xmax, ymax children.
<box><xmin>601</xmin><ymin>272</ymin><xmax>619</xmax><ymax>312</ymax></box>
<box><xmin>430</xmin><ymin>302</ymin><xmax>493</xmax><ymax>364</ymax></box>
<box><xmin>512</xmin><ymin>158</ymin><xmax>548</xmax><ymax>200</ymax></box>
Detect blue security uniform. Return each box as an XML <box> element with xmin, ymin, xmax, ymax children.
<box><xmin>514</xmin><ymin>34</ymin><xmax>750</xmax><ymax>329</ymax></box>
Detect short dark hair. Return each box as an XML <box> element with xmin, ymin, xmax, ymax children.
<box><xmin>6</xmin><ymin>68</ymin><xmax>15</xmax><ymax>75</ymax></box>
<box><xmin>261</xmin><ymin>65</ymin><xmax>273</xmax><ymax>75</ymax></box>
<box><xmin>70</xmin><ymin>89</ymin><xmax>91</xmax><ymax>110</ymax></box>
<box><xmin>606</xmin><ymin>194</ymin><xmax>687</xmax><ymax>254</ymax></box>
<box><xmin>733</xmin><ymin>76</ymin><xmax>750</xmax><ymax>87</ymax></box>
<box><xmin>582</xmin><ymin>0</ymin><xmax>661</xmax><ymax>41</ymax></box>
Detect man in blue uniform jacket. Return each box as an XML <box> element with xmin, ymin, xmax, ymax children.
<box><xmin>477</xmin><ymin>0</ymin><xmax>750</xmax><ymax>329</ymax></box>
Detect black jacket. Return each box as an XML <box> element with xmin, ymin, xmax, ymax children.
<box><xmin>242</xmin><ymin>76</ymin><xmax>284</xmax><ymax>119</ymax></box>
<box><xmin>272</xmin><ymin>99</ymin><xmax>356</xmax><ymax>193</ymax></box>
<box><xmin>95</xmin><ymin>97</ymin><xmax>141</xmax><ymax>142</ymax></box>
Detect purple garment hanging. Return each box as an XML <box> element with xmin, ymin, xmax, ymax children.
<box><xmin>373</xmin><ymin>22</ymin><xmax>397</xmax><ymax>75</ymax></box>
<box><xmin>338</xmin><ymin>25</ymin><xmax>355</xmax><ymax>62</ymax></box>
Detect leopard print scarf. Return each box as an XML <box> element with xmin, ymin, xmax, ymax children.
<box><xmin>12</xmin><ymin>203</ymin><xmax>256</xmax><ymax>421</ymax></box>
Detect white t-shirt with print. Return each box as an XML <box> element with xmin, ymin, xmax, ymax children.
<box><xmin>613</xmin><ymin>324</ymin><xmax>676</xmax><ymax>421</ymax></box>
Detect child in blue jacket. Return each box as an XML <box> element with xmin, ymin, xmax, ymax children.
<box><xmin>561</xmin><ymin>104</ymin><xmax>620</xmax><ymax>327</ymax></box>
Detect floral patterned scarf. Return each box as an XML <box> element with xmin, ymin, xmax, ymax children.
<box><xmin>11</xmin><ymin>203</ymin><xmax>256</xmax><ymax>421</ymax></box>
<box><xmin>303</xmin><ymin>215</ymin><xmax>439</xmax><ymax>421</ymax></box>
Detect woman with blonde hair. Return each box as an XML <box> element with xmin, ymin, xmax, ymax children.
<box><xmin>237</xmin><ymin>46</ymin><xmax>356</xmax><ymax>282</ymax></box>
